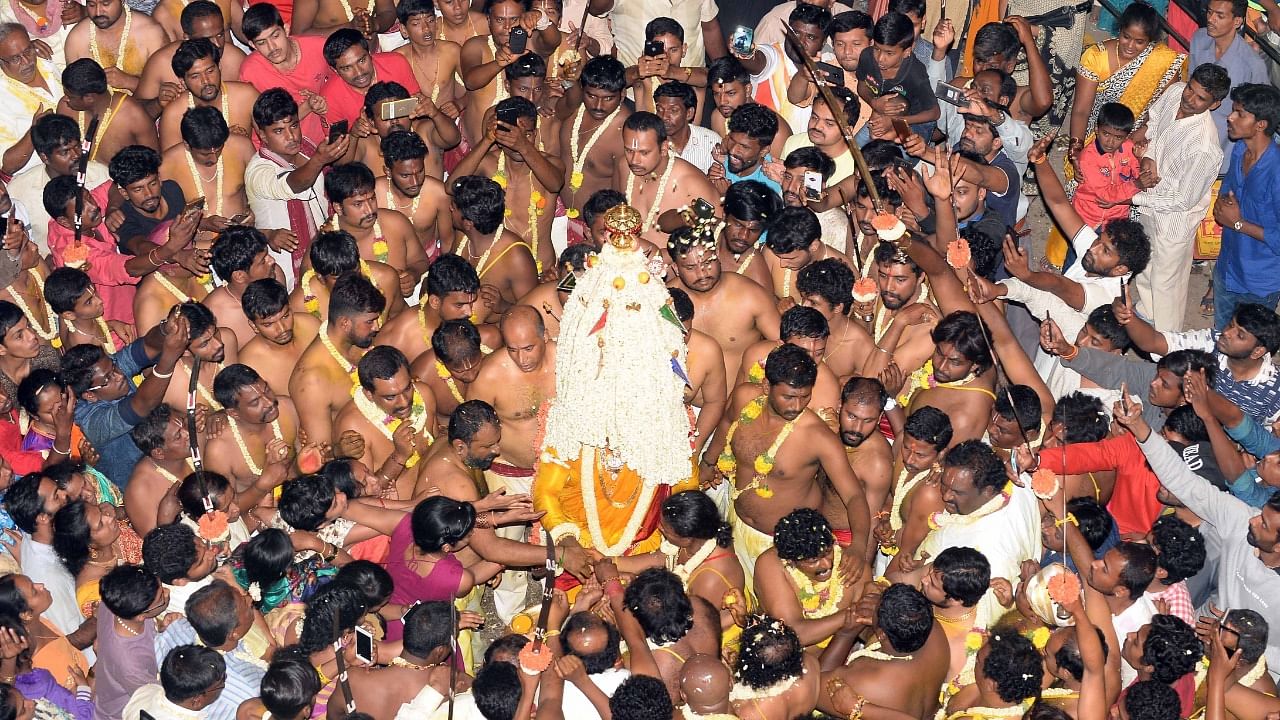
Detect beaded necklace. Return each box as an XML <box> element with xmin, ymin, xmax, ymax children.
<box><xmin>783</xmin><ymin>544</ymin><xmax>844</xmax><ymax>618</ymax></box>
<box><xmin>185</xmin><ymin>149</ymin><xmax>225</xmax><ymax>218</ymax></box>
<box><xmin>494</xmin><ymin>152</ymin><xmax>546</xmax><ymax>272</ymax></box>
<box><xmin>226</xmin><ymin>414</ymin><xmax>283</xmax><ymax>476</ymax></box>
<box><xmin>625</xmin><ymin>150</ymin><xmax>676</xmax><ymax>234</ymax></box>
<box><xmin>154</xmin><ymin>271</ymin><xmax>210</xmax><ymax>304</ymax></box>
<box><xmin>8</xmin><ymin>270</ymin><xmax>58</xmax><ymax>346</ymax></box>
<box><xmin>453</xmin><ymin>224</ymin><xmax>505</xmax><ymax>277</ymax></box>
<box><xmin>384</xmin><ymin>182</ymin><xmax>421</xmax><ymax>220</ymax></box>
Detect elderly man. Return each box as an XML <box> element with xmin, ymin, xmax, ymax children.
<box><xmin>0</xmin><ymin>23</ymin><xmax>62</xmax><ymax>176</ymax></box>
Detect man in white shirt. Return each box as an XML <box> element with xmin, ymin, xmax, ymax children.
<box><xmin>7</xmin><ymin>113</ymin><xmax>109</xmax><ymax>254</ymax></box>
<box><xmin>558</xmin><ymin>612</ymin><xmax>631</xmax><ymax>720</ymax></box>
<box><xmin>606</xmin><ymin>0</ymin><xmax>723</xmax><ymax>67</ymax></box>
<box><xmin>4</xmin><ymin>473</ymin><xmax>85</xmax><ymax>636</ymax></box>
<box><xmin>124</xmin><ymin>645</ymin><xmax>226</xmax><ymax>720</ymax></box>
<box><xmin>0</xmin><ymin>24</ymin><xmax>62</xmax><ymax>176</ymax></box>
<box><xmin>1130</xmin><ymin>64</ymin><xmax>1230</xmax><ymax>333</ymax></box>
<box><xmin>654</xmin><ymin>80</ymin><xmax>720</xmax><ymax>173</ymax></box>
<box><xmin>756</xmin><ymin>0</ymin><xmax>853</xmax><ymax>48</ymax></box>
<box><xmin>140</xmin><ymin>522</ymin><xmax>219</xmax><ymax>616</ymax></box>
<box><xmin>245</xmin><ymin>88</ymin><xmax>345</xmax><ymax>289</ymax></box>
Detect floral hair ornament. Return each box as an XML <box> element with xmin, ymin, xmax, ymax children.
<box><xmin>197</xmin><ymin>495</ymin><xmax>230</xmax><ymax>544</ymax></box>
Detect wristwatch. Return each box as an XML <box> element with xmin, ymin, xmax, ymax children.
<box><xmin>1234</xmin><ymin>220</ymin><xmax>1244</xmax><ymax>231</ymax></box>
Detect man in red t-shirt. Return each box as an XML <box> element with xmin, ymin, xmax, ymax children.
<box><xmin>240</xmin><ymin>3</ymin><xmax>334</xmax><ymax>145</ymax></box>
<box><xmin>320</xmin><ymin>28</ymin><xmax>422</xmax><ymax>126</ymax></box>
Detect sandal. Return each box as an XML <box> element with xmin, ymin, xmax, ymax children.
<box><xmin>1200</xmin><ymin>288</ymin><xmax>1215</xmax><ymax>318</ymax></box>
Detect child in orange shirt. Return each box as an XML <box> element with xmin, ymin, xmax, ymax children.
<box><xmin>1072</xmin><ymin>102</ymin><xmax>1141</xmax><ymax>228</ymax></box>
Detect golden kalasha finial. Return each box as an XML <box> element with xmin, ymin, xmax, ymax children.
<box><xmin>603</xmin><ymin>204</ymin><xmax>642</xmax><ymax>251</ymax></box>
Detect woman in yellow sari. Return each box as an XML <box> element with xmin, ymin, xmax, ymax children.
<box><xmin>1048</xmin><ymin>1</ymin><xmax>1184</xmax><ymax>267</ymax></box>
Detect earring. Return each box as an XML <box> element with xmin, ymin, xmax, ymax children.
<box><xmin>89</xmin><ymin>547</ymin><xmax>99</xmax><ymax>560</ymax></box>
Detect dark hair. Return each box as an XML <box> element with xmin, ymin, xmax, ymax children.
<box><xmin>0</xmin><ymin>303</ymin><xmax>25</xmax><ymax>349</ymax></box>
<box><xmin>993</xmin><ymin>384</ymin><xmax>1041</xmax><ymax>433</ymax></box>
<box><xmin>708</xmin><ymin>56</ymin><xmax>750</xmax><ymax>86</ymax></box>
<box><xmin>727</xmin><ymin>102</ymin><xmax>779</xmax><ymax>146</ymax></box>
<box><xmin>774</xmin><ymin>507</ymin><xmax>833</xmax><ymax>561</ymax></box>
<box><xmin>357</xmin><ymin>345</ymin><xmax>410</xmax><ymax>391</ymax></box>
<box><xmin>766</xmin><ymin>207</ymin><xmax>822</xmax><ymax>255</ymax></box>
<box><xmin>779</xmin><ymin>305</ymin><xmax>829</xmax><ymax>341</ymax></box>
<box><xmin>432</xmin><ymin>320</ymin><xmax>483</xmax><ymax>366</ymax></box>
<box><xmin>1053</xmin><ymin>626</ymin><xmax>1109</xmax><ymax>682</ymax></box>
<box><xmin>172</xmin><ymin>37</ymin><xmax>222</xmax><ymax>77</ymax></box>
<box><xmin>1232</xmin><ymin>302</ymin><xmax>1280</xmax><ymax>354</ymax></box>
<box><xmin>396</xmin><ymin>0</ymin><xmax>436</xmax><ymax>24</ymax></box>
<box><xmin>669</xmin><ymin>287</ymin><xmax>694</xmax><ymax>323</ymax></box>
<box><xmin>210</xmin><ymin>363</ymin><xmax>262</xmax><ymax>410</ymax></box>
<box><xmin>448</xmin><ymin>399</ymin><xmax>499</xmax><ymax>443</ymax></box>
<box><xmin>878</xmin><ymin>583</ymin><xmax>933</xmax><ymax>652</ymax></box>
<box><xmin>108</xmin><ymin>144</ymin><xmax>162</xmax><ymax>188</ymax></box>
<box><xmin>278</xmin><ymin>473</ymin><xmax>337</xmax><ymax>531</ymax></box>
<box><xmin>931</xmin><ymin>311</ymin><xmax>994</xmax><ymax>374</ymax></box>
<box><xmin>1191</xmin><ymin>62</ymin><xmax>1232</xmax><ymax>102</ymax></box>
<box><xmin>943</xmin><ymin>439</ymin><xmax>1007</xmax><ymax>495</ymax></box>
<box><xmin>1052</xmin><ymin>392</ymin><xmax>1109</xmax><ymax>444</ymax></box>
<box><xmin>1162</xmin><ymin>404</ymin><xmax>1209</xmax><ymax>443</ymax></box>
<box><xmin>160</xmin><ymin>645</ymin><xmax>226</xmax><ymax>702</ymax></box>
<box><xmin>325</xmin><ymin>162</ymin><xmax>377</xmax><ymax>205</ymax></box>
<box><xmin>904</xmin><ymin>406</ymin><xmax>953</xmax><ymax>450</ymax></box>
<box><xmin>41</xmin><ymin>174</ymin><xmax>82</xmax><ymax>221</ymax></box>
<box><xmin>61</xmin><ymin>58</ymin><xmax>108</xmax><ymax>97</ymax></box>
<box><xmin>51</xmin><ymin>500</ymin><xmax>92</xmax><ymax>576</ymax></box>
<box><xmin>644</xmin><ymin>16</ymin><xmax>684</xmax><ymax>42</ymax></box>
<box><xmin>610</xmin><ymin>675</ymin><xmax>673</xmax><ymax>720</ymax></box>
<box><xmin>181</xmin><ymin>106</ymin><xmax>230</xmax><ymax>150</ymax></box>
<box><xmin>1124</xmin><ymin>679</ymin><xmax>1181</xmax><ymax>720</ymax></box>
<box><xmin>1141</xmin><ymin>614</ymin><xmax>1204</xmax><ymax>683</ymax></box>
<box><xmin>1065</xmin><ymin>497</ymin><xmax>1115</xmax><ymax>551</ymax></box>
<box><xmin>661</xmin><ymin>490</ymin><xmax>731</xmax><ymax>547</ymax></box>
<box><xmin>623</xmin><ymin>111</ymin><xmax>667</xmax><ymax>143</ymax></box>
<box><xmin>723</xmin><ymin>180</ymin><xmax>781</xmax><ymax>225</ymax></box>
<box><xmin>403</xmin><ymin>601</ymin><xmax>454</xmax><ymax>658</ymax></box>
<box><xmin>484</xmin><ymin>634</ymin><xmax>529</xmax><ymax>665</ymax></box>
<box><xmin>1224</xmin><ymin>609</ymin><xmax>1268</xmax><ymax>664</ymax></box>
<box><xmin>180</xmin><ymin>0</ymin><xmax>223</xmax><ymax>34</ymax></box>
<box><xmin>309</xmin><ymin>231</ymin><xmax>360</xmax><ymax>277</ymax></box>
<box><xmin>241</xmin><ymin>530</ymin><xmax>294</xmax><ymax>604</ymax></box>
<box><xmin>241</xmin><ymin>279</ymin><xmax>289</xmax><ymax>323</ymax></box>
<box><xmin>887</xmin><ymin>0</ymin><xmax>925</xmax><ymax>17</ymax></box>
<box><xmin>143</xmin><ymin>523</ymin><xmax>199</xmax><ymax>583</ymax></box>
<box><xmin>451</xmin><ymin>176</ymin><xmax>506</xmax><ymax>234</ymax></box>
<box><xmin>43</xmin><ymin>267</ymin><xmax>93</xmax><ymax>315</ymax></box>
<box><xmin>972</xmin><ymin>22</ymin><xmax>1021</xmax><ymax>63</ymax></box>
<box><xmin>329</xmin><ymin>273</ymin><xmax>386</xmax><ymax>321</ymax></box>
<box><xmin>425</xmin><ymin>254</ymin><xmax>480</xmax><ymax>301</ymax></box>
<box><xmin>177</xmin><ymin>470</ymin><xmax>233</xmax><ymax>521</ymax></box>
<box><xmin>1100</xmin><ymin>218</ymin><xmax>1150</xmax><ymax>275</ymax></box>
<box><xmin>763</xmin><ymin>343</ymin><xmax>818</xmax><ymax>388</ymax></box>
<box><xmin>583</xmin><ymin>189</ymin><xmax>626</xmax><ymax>228</ymax></box>
<box><xmin>1149</xmin><ymin>515</ymin><xmax>1205</xmax><ymax>584</ymax></box>
<box><xmin>299</xmin><ymin>582</ymin><xmax>369</xmax><ymax>653</ymax></box>
<box><xmin>841</xmin><ymin>376</ymin><xmax>888</xmax><ymax>408</ymax></box>
<box><xmin>261</xmin><ymin>655</ymin><xmax>321</xmax><ymax>719</ymax></box>
<box><xmin>4</xmin><ymin>473</ymin><xmax>46</xmax><ymax>534</ymax></box>
<box><xmin>982</xmin><ymin>632</ymin><xmax>1043</xmax><ymax>702</ymax></box>
<box><xmin>241</xmin><ymin>2</ymin><xmax>285</xmax><ymax>40</ymax></box>
<box><xmin>17</xmin><ymin>368</ymin><xmax>64</xmax><ymax>417</ymax></box>
<box><xmin>790</xmin><ymin>2</ymin><xmax>832</xmax><ymax>32</ymax></box>
<box><xmin>812</xmin><ymin>85</ymin><xmax>861</xmax><ymax>128</ymax></box>
<box><xmin>187</xmin><ymin>580</ymin><xmax>242</xmax><ymax>646</ymax></box>
<box><xmin>130</xmin><ymin>404</ymin><xmax>177</xmax><ymax>456</ymax></box>
<box><xmin>624</xmin><ymin>569</ymin><xmax>693</xmax><ymax>644</ymax></box>
<box><xmin>1096</xmin><ymin>102</ymin><xmax>1136</xmax><ymax>133</ymax></box>
<box><xmin>654</xmin><ymin>80</ymin><xmax>697</xmax><ymax>110</ymax></box>
<box><xmin>784</xmin><ymin>146</ymin><xmax>837</xmax><ymax>180</ymax></box>
<box><xmin>580</xmin><ymin>55</ymin><xmax>627</xmax><ymax>92</ymax></box>
<box><xmin>504</xmin><ymin>54</ymin><xmax>546</xmax><ymax>87</ymax></box>
<box><xmin>1083</xmin><ymin>304</ymin><xmax>1131</xmax><ymax>352</ymax></box>
<box><xmin>797</xmin><ymin>258</ymin><xmax>854</xmax><ymax>315</ymax></box>
<box><xmin>382</xmin><ymin>130</ymin><xmax>428</xmax><ymax>167</ymax></box>
<box><xmin>1119</xmin><ymin>1</ymin><xmax>1162</xmax><ymax>41</ymax></box>
<box><xmin>31</xmin><ymin>113</ymin><xmax>79</xmax><ymax>159</ymax></box>
<box><xmin>563</xmin><ymin>611</ymin><xmax>621</xmax><ymax>673</ymax></box>
<box><xmin>253</xmin><ymin>87</ymin><xmax>299</xmax><ymax>129</ymax></box>
<box><xmin>322</xmin><ymin>28</ymin><xmax>369</xmax><ymax>68</ymax></box>
<box><xmin>872</xmin><ymin>11</ymin><xmax>915</xmax><ymax>48</ymax></box>
<box><xmin>474</xmin><ymin>661</ymin><xmax>523</xmax><ymax>720</ymax></box>
<box><xmin>933</xmin><ymin>546</ymin><xmax>990</xmax><ymax>606</ymax></box>
<box><xmin>362</xmin><ymin>80</ymin><xmax>411</xmax><ymax>119</ymax></box>
<box><xmin>1156</xmin><ymin>349</ymin><xmax>1219</xmax><ymax>387</ymax></box>
<box><xmin>411</xmin><ymin>496</ymin><xmax>475</xmax><ymax>553</ymax></box>
<box><xmin>335</xmin><ymin>560</ymin><xmax>394</xmax><ymax>610</ymax></box>
<box><xmin>1113</xmin><ymin>541</ymin><xmax>1159</xmax><ymax>598</ymax></box>
<box><xmin>101</xmin><ymin>564</ymin><xmax>161</xmax><ymax>619</ymax></box>
<box><xmin>735</xmin><ymin>616</ymin><xmax>803</xmax><ymax>689</ymax></box>
<box><xmin>211</xmin><ymin>225</ymin><xmax>269</xmax><ymax>281</ymax></box>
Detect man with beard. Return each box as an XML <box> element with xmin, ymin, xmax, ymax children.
<box><xmin>705</xmin><ymin>344</ymin><xmax>869</xmax><ymax>586</ymax></box>
<box><xmin>763</xmin><ymin>205</ymin><xmax>851</xmax><ymax>303</ymax></box>
<box><xmin>161</xmin><ymin>301</ymin><xmax>237</xmax><ymax>414</ymax></box>
<box><xmin>246</xmin><ymin>89</ymin><xmax>348</xmax><ymax>288</ymax></box>
<box><xmin>125</xmin><ymin>406</ymin><xmax>193</xmax><ymax>536</ymax></box>
<box><xmin>735</xmin><ymin>306</ymin><xmax>843</xmax><ymax>421</ymax></box>
<box><xmin>204</xmin><ymin>363</ymin><xmax>299</xmax><ymax>493</ymax></box>
<box><xmin>289</xmin><ymin>230</ymin><xmax>404</xmax><ymax>324</ymax></box>
<box><xmin>838</xmin><ymin>378</ymin><xmax>893</xmax><ymax>530</ymax></box>
<box><xmin>903</xmin><ymin>115</ymin><xmax>1019</xmax><ymax>229</ymax></box>
<box><xmin>899</xmin><ymin>312</ymin><xmax>997</xmax><ymax>444</ymax></box>
<box><xmin>352</xmin><ymin>81</ymin><xmax>459</xmax><ymax>184</ymax></box>
<box><xmin>412</xmin><ymin>319</ymin><xmax>486</xmax><ymax>432</ymax></box>
<box><xmin>796</xmin><ymin>259</ymin><xmax>876</xmax><ymax>379</ymax></box>
<box><xmin>655</xmin><ymin>80</ymin><xmax>719</xmax><ymax>174</ymax></box>
<box><xmin>56</xmin><ymin>59</ymin><xmax>157</xmax><ymax>181</ymax></box>
<box><xmin>158</xmin><ymin>107</ymin><xmax>256</xmax><ymax>233</ymax></box>
<box><xmin>290</xmin><ymin>273</ymin><xmax>385</xmax><ymax>447</ymax></box>
<box><xmin>754</xmin><ymin>508</ymin><xmax>856</xmax><ymax>648</ymax></box>
<box><xmin>336</xmin><ymin>346</ymin><xmax>437</xmax><ymax>498</ymax></box>
<box><xmin>616</xmin><ymin>112</ymin><xmax>719</xmax><ymax>248</ymax></box>
<box><xmin>65</xmin><ymin>0</ymin><xmax>166</xmax><ymax>95</ymax></box>
<box><xmin>376</xmin><ymin>254</ymin><xmax>491</xmax><ymax>367</ymax></box>
<box><xmin>707</xmin><ymin>58</ymin><xmax>788</xmax><ymax>158</ymax></box>
<box><xmin>459</xmin><ymin>0</ymin><xmax>559</xmax><ymax>145</ymax></box>
<box><xmin>12</xmin><ymin>114</ymin><xmax>109</xmax><ymax>255</ymax></box>
<box><xmin>239</xmin><ymin>279</ymin><xmax>320</xmax><ymax>398</ymax></box>
<box><xmin>855</xmin><ymin>238</ymin><xmax>938</xmax><ymax>378</ymax></box>
<box><xmin>324</xmin><ymin>162</ymin><xmax>422</xmax><ymax>299</ymax></box>
<box><xmin>667</xmin><ymin>224</ymin><xmax>780</xmax><ymax>384</ymax></box>
<box><xmin>710</xmin><ymin>102</ymin><xmax>781</xmax><ymax>196</ymax></box>
<box><xmin>204</xmin><ymin>226</ymin><xmax>282</xmax><ymax>347</ymax></box>
<box><xmin>374</xmin><ymin>130</ymin><xmax>453</xmax><ymax>265</ymax></box>
<box><xmin>717</xmin><ymin>180</ymin><xmax>778</xmax><ymax>289</ymax></box>
<box><xmin>779</xmin><ymin>147</ymin><xmax>852</xmax><ymax>255</ymax></box>
<box><xmin>106</xmin><ymin>145</ymin><xmax>187</xmax><ymax>257</ymax></box>
<box><xmin>136</xmin><ymin>1</ymin><xmax>246</xmax><ymax>117</ymax></box>
<box><xmin>238</xmin><ymin>4</ymin><xmax>333</xmax><ymax>148</ymax></box>
<box><xmin>558</xmin><ymin>57</ymin><xmax>630</xmax><ymax>230</ymax></box>
<box><xmin>158</xmin><ymin>39</ymin><xmax>260</xmax><ymax>149</ymax></box>
<box><xmin>448</xmin><ymin>175</ymin><xmax>537</xmax><ymax>323</ymax></box>
<box><xmin>319</xmin><ymin>29</ymin><xmax>421</xmax><ymax>127</ymax></box>
<box><xmin>781</xmin><ymin>88</ymin><xmax>863</xmax><ymax>190</ymax></box>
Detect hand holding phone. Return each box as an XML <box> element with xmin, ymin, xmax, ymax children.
<box><xmin>354</xmin><ymin>625</ymin><xmax>375</xmax><ymax>664</ymax></box>
<box><xmin>508</xmin><ymin>26</ymin><xmax>529</xmax><ymax>54</ymax></box>
<box><xmin>803</xmin><ymin>171</ymin><xmax>824</xmax><ymax>202</ymax></box>
<box><xmin>328</xmin><ymin>120</ymin><xmax>349</xmax><ymax>144</ymax></box>
<box><xmin>644</xmin><ymin>39</ymin><xmax>664</xmax><ymax>57</ymax></box>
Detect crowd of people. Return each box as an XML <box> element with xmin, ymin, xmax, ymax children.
<box><xmin>0</xmin><ymin>0</ymin><xmax>1273</xmax><ymax>716</ymax></box>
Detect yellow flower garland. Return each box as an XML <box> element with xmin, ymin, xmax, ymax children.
<box><xmin>352</xmin><ymin>385</ymin><xmax>432</xmax><ymax>468</ymax></box>
<box><xmin>317</xmin><ymin>322</ymin><xmax>359</xmax><ymax>392</ymax></box>
<box><xmin>568</xmin><ymin>105</ymin><xmax>621</xmax><ymax>192</ymax></box>
<box><xmin>718</xmin><ymin>395</ymin><xmax>796</xmax><ymax>500</ymax></box>
<box><xmin>783</xmin><ymin>544</ymin><xmax>844</xmax><ymax>618</ymax></box>
<box><xmin>434</xmin><ymin>360</ymin><xmax>465</xmax><ymax>404</ymax></box>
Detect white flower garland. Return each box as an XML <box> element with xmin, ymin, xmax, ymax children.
<box><xmin>226</xmin><ymin>415</ymin><xmax>283</xmax><ymax>476</ymax></box>
<box><xmin>10</xmin><ymin>269</ymin><xmax>59</xmax><ymax>344</ymax></box>
<box><xmin>729</xmin><ymin>675</ymin><xmax>798</xmax><ymax>702</ymax></box>
<box><xmin>351</xmin><ymin>385</ymin><xmax>432</xmax><ymax>468</ymax></box>
<box><xmin>661</xmin><ymin>538</ymin><xmax>716</xmax><ymax>584</ymax></box>
<box><xmin>579</xmin><ymin>446</ymin><xmax>656</xmax><ymax>555</ymax></box>
<box><xmin>625</xmin><ymin>150</ymin><xmax>676</xmax><ymax>233</ymax></box>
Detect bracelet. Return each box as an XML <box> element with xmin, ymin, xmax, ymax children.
<box><xmin>322</xmin><ymin>542</ymin><xmax>338</xmax><ymax>563</ymax></box>
<box><xmin>152</xmin><ymin>366</ymin><xmax>174</xmax><ymax>379</ymax></box>
<box><xmin>684</xmin><ymin>67</ymin><xmax>692</xmax><ymax>81</ymax></box>
<box><xmin>1032</xmin><ymin>154</ymin><xmax>1048</xmax><ymax>165</ymax></box>
<box><xmin>1059</xmin><ymin>344</ymin><xmax>1079</xmax><ymax>361</ymax></box>
<box><xmin>147</xmin><ymin>249</ymin><xmax>163</xmax><ymax>267</ymax></box>
<box><xmin>51</xmin><ymin>443</ymin><xmax>71</xmax><ymax>456</ymax></box>
<box><xmin>603</xmin><ymin>577</ymin><xmax>624</xmax><ymax>598</ymax></box>
<box><xmin>872</xmin><ymin>510</ymin><xmax>890</xmax><ymax>521</ymax></box>
<box><xmin>848</xmin><ymin>693</ymin><xmax>867</xmax><ymax>720</ymax></box>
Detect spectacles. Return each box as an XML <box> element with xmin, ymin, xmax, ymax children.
<box><xmin>0</xmin><ymin>46</ymin><xmax>36</xmax><ymax>66</ymax></box>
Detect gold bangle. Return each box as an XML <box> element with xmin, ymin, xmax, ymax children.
<box><xmin>1032</xmin><ymin>154</ymin><xmax>1048</xmax><ymax>165</ymax></box>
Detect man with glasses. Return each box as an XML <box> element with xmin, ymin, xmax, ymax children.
<box><xmin>58</xmin><ymin>306</ymin><xmax>190</xmax><ymax>489</ymax></box>
<box><xmin>0</xmin><ymin>23</ymin><xmax>62</xmax><ymax>177</ymax></box>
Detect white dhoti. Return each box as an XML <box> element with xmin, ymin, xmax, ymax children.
<box><xmin>1133</xmin><ymin>209</ymin><xmax>1199</xmax><ymax>333</ymax></box>
<box><xmin>729</xmin><ymin>501</ymin><xmax>773</xmax><ymax>590</ymax></box>
<box><xmin>484</xmin><ymin>463</ymin><xmax>536</xmax><ymax>624</ymax></box>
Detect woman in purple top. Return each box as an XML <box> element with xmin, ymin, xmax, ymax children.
<box><xmin>93</xmin><ymin>565</ymin><xmax>168</xmax><ymax>720</ymax></box>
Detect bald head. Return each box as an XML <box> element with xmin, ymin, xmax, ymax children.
<box><xmin>500</xmin><ymin>305</ymin><xmax>548</xmax><ymax>373</ymax></box>
<box><xmin>500</xmin><ymin>305</ymin><xmax>545</xmax><ymax>338</ymax></box>
<box><xmin>680</xmin><ymin>654</ymin><xmax>731</xmax><ymax>713</ymax></box>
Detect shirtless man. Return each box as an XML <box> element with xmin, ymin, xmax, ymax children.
<box><xmin>375</xmin><ymin>130</ymin><xmax>453</xmax><ymax>262</ymax></box>
<box><xmin>736</xmin><ymin>307</ymin><xmax>843</xmax><ymax>421</ymax></box>
<box><xmin>466</xmin><ymin>305</ymin><xmax>555</xmax><ymax>494</ymax></box>
<box><xmin>133</xmin><ymin>257</ymin><xmax>212</xmax><ymax>335</ymax></box>
<box><xmin>668</xmin><ymin>287</ymin><xmax>728</xmax><ymax>449</ymax></box>
<box><xmin>322</xmin><ymin>162</ymin><xmax>422</xmax><ymax>299</ymax></box>
<box><xmin>289</xmin><ymin>273</ymin><xmax>385</xmax><ymax>447</ymax></box>
<box><xmin>395</xmin><ymin>0</ymin><xmax>462</xmax><ymax>117</ymax></box>
<box><xmin>855</xmin><ymin>240</ymin><xmax>940</xmax><ymax>379</ymax></box>
<box><xmin>818</xmin><ymin>584</ymin><xmax>951</xmax><ymax>720</ymax></box>
<box><xmin>730</xmin><ymin>618</ymin><xmax>821</xmax><ymax>720</ymax></box>
<box><xmin>666</xmin><ymin>227</ymin><xmax>780</xmax><ymax>383</ymax></box>
<box><xmin>137</xmin><ymin>1</ymin><xmax>246</xmax><ymax>113</ymax></box>
<box><xmin>754</xmin><ymin>508</ymin><xmax>858</xmax><ymax>648</ymax></box>
<box><xmin>206</xmin><ymin>226</ymin><xmax>281</xmax><ymax>347</ymax></box>
<box><xmin>291</xmin><ymin>0</ymin><xmax>395</xmax><ymax>38</ymax></box>
<box><xmin>458</xmin><ymin>0</ymin><xmax>559</xmax><ymax>145</ymax></box>
<box><xmin>335</xmin><ymin>346</ymin><xmax>437</xmax><ymax>498</ymax></box>
<box><xmin>763</xmin><ymin>206</ymin><xmax>854</xmax><ymax>304</ymax></box>
<box><xmin>375</xmin><ymin>254</ymin><xmax>488</xmax><ymax>365</ymax></box>
<box><xmin>354</xmin><ymin>81</ymin><xmax>459</xmax><ymax>183</ymax></box>
<box><xmin>447</xmin><ymin>175</ymin><xmax>537</xmax><ymax>324</ymax></box>
<box><xmin>412</xmin><ymin>320</ymin><xmax>485</xmax><ymax>433</ymax></box>
<box><xmin>124</xmin><ymin>405</ymin><xmax>194</xmax><ymax>536</ymax></box>
<box><xmin>434</xmin><ymin>0</ymin><xmax>488</xmax><ymax>48</ymax></box>
<box><xmin>795</xmin><ymin>259</ymin><xmax>878</xmax><ymax>380</ymax></box>
<box><xmin>899</xmin><ymin>311</ymin><xmax>997</xmax><ymax>444</ymax></box>
<box><xmin>65</xmin><ymin>0</ymin><xmax>167</xmax><ymax>95</ymax></box>
<box><xmin>161</xmin><ymin>301</ymin><xmax>238</xmax><ymax>415</ymax></box>
<box><xmin>707</xmin><ymin>57</ymin><xmax>788</xmax><ymax>158</ymax></box>
<box><xmin>558</xmin><ymin>56</ymin><xmax>630</xmax><ymax>225</ymax></box>
<box><xmin>502</xmin><ymin>53</ymin><xmax>562</xmax><ymax>152</ymax></box>
<box><xmin>516</xmin><ymin>244</ymin><xmax>590</xmax><ymax>341</ymax></box>
<box><xmin>718</xmin><ymin>180</ymin><xmax>778</xmax><ymax>289</ymax></box>
<box><xmin>875</xmin><ymin>407</ymin><xmax>949</xmax><ymax>568</ymax></box>
<box><xmin>290</xmin><ymin>230</ymin><xmax>404</xmax><ymax>325</ymax></box>
<box><xmin>158</xmin><ymin>38</ymin><xmax>259</xmax><ymax>149</ymax></box>
<box><xmin>58</xmin><ymin>60</ymin><xmax>159</xmax><ymax>166</ymax></box>
<box><xmin>151</xmin><ymin>0</ymin><xmax>234</xmax><ymax>43</ymax></box>
<box><xmin>615</xmin><ymin>112</ymin><xmax>719</xmax><ymax>248</ymax></box>
<box><xmin>837</xmin><ymin>378</ymin><xmax>894</xmax><ymax>528</ymax></box>
<box><xmin>205</xmin><ymin>363</ymin><xmax>300</xmax><ymax>493</ymax></box>
<box><xmin>703</xmin><ymin>344</ymin><xmax>869</xmax><ymax>585</ymax></box>
<box><xmin>159</xmin><ymin>107</ymin><xmax>255</xmax><ymax>231</ymax></box>
<box><xmin>239</xmin><ymin>278</ymin><xmax>320</xmax><ymax>397</ymax></box>
<box><xmin>452</xmin><ymin>97</ymin><xmax>563</xmax><ymax>275</ymax></box>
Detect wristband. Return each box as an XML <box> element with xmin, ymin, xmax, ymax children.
<box><xmin>1059</xmin><ymin>344</ymin><xmax>1079</xmax><ymax>361</ymax></box>
<box><xmin>152</xmin><ymin>366</ymin><xmax>174</xmax><ymax>379</ymax></box>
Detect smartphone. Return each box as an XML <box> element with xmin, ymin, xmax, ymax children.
<box><xmin>644</xmin><ymin>39</ymin><xmax>665</xmax><ymax>57</ymax></box>
<box><xmin>1119</xmin><ymin>275</ymin><xmax>1128</xmax><ymax>307</ymax></box>
<box><xmin>508</xmin><ymin>26</ymin><xmax>529</xmax><ymax>55</ymax></box>
<box><xmin>689</xmin><ymin>197</ymin><xmax>715</xmax><ymax>220</ymax></box>
<box><xmin>891</xmin><ymin>117</ymin><xmax>911</xmax><ymax>141</ymax></box>
<box><xmin>182</xmin><ymin>196</ymin><xmax>206</xmax><ymax>216</ymax></box>
<box><xmin>496</xmin><ymin>105</ymin><xmax>520</xmax><ymax>128</ymax></box>
<box><xmin>935</xmin><ymin>81</ymin><xmax>968</xmax><ymax>107</ymax></box>
<box><xmin>803</xmin><ymin>171</ymin><xmax>824</xmax><ymax>201</ymax></box>
<box><xmin>228</xmin><ymin>213</ymin><xmax>249</xmax><ymax>224</ymax></box>
<box><xmin>730</xmin><ymin>26</ymin><xmax>754</xmax><ymax>56</ymax></box>
<box><xmin>328</xmin><ymin>119</ymin><xmax>349</xmax><ymax>144</ymax></box>
<box><xmin>379</xmin><ymin>97</ymin><xmax>417</xmax><ymax>121</ymax></box>
<box><xmin>354</xmin><ymin>625</ymin><xmax>374</xmax><ymax>664</ymax></box>
<box><xmin>814</xmin><ymin>61</ymin><xmax>845</xmax><ymax>87</ymax></box>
